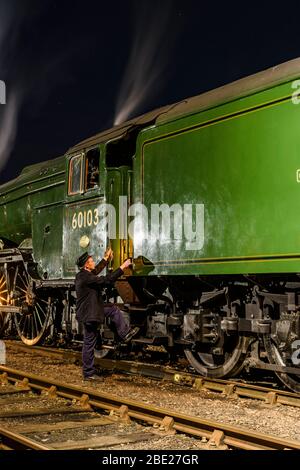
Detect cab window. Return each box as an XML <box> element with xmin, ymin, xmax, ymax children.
<box><xmin>85</xmin><ymin>148</ymin><xmax>100</xmax><ymax>191</ymax></box>
<box><xmin>68</xmin><ymin>155</ymin><xmax>83</xmax><ymax>195</ymax></box>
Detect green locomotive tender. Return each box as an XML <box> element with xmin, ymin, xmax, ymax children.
<box><xmin>1</xmin><ymin>58</ymin><xmax>300</xmax><ymax>391</ymax></box>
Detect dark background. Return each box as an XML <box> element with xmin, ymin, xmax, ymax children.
<box><xmin>0</xmin><ymin>0</ymin><xmax>300</xmax><ymax>183</ymax></box>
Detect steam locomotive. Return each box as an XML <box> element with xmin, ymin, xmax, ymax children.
<box><xmin>1</xmin><ymin>58</ymin><xmax>300</xmax><ymax>392</ymax></box>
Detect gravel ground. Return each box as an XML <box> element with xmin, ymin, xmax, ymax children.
<box><xmin>2</xmin><ymin>343</ymin><xmax>300</xmax><ymax>448</ymax></box>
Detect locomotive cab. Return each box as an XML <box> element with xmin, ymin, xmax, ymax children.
<box><xmin>63</xmin><ymin>138</ymin><xmax>134</xmax><ymax>280</ymax></box>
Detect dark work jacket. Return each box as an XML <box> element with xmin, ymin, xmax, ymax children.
<box><xmin>75</xmin><ymin>258</ymin><xmax>123</xmax><ymax>324</ymax></box>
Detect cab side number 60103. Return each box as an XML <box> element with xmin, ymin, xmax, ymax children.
<box><xmin>72</xmin><ymin>209</ymin><xmax>99</xmax><ymax>230</ymax></box>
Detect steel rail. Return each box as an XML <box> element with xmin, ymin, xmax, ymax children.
<box><xmin>0</xmin><ymin>425</ymin><xmax>52</xmax><ymax>450</ymax></box>
<box><xmin>6</xmin><ymin>341</ymin><xmax>300</xmax><ymax>408</ymax></box>
<box><xmin>1</xmin><ymin>365</ymin><xmax>300</xmax><ymax>450</ymax></box>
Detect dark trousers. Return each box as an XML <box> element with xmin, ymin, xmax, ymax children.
<box><xmin>82</xmin><ymin>305</ymin><xmax>130</xmax><ymax>378</ymax></box>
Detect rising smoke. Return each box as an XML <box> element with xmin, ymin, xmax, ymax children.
<box><xmin>0</xmin><ymin>93</ymin><xmax>18</xmax><ymax>173</ymax></box>
<box><xmin>0</xmin><ymin>1</ymin><xmax>22</xmax><ymax>173</ymax></box>
<box><xmin>114</xmin><ymin>0</ymin><xmax>178</xmax><ymax>126</ymax></box>
<box><xmin>0</xmin><ymin>1</ymin><xmax>62</xmax><ymax>176</ymax></box>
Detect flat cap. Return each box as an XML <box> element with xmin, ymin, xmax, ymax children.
<box><xmin>76</xmin><ymin>252</ymin><xmax>91</xmax><ymax>268</ymax></box>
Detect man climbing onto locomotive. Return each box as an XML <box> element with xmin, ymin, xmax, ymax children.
<box><xmin>75</xmin><ymin>248</ymin><xmax>139</xmax><ymax>381</ymax></box>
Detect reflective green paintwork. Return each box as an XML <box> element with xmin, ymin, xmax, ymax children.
<box><xmin>133</xmin><ymin>79</ymin><xmax>300</xmax><ymax>275</ymax></box>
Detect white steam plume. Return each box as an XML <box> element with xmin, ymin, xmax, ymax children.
<box><xmin>0</xmin><ymin>1</ymin><xmax>21</xmax><ymax>174</ymax></box>
<box><xmin>114</xmin><ymin>0</ymin><xmax>176</xmax><ymax>126</ymax></box>
<box><xmin>0</xmin><ymin>92</ymin><xmax>18</xmax><ymax>172</ymax></box>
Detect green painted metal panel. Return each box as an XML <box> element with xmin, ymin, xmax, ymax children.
<box><xmin>32</xmin><ymin>204</ymin><xmax>64</xmax><ymax>279</ymax></box>
<box><xmin>0</xmin><ymin>156</ymin><xmax>65</xmax><ymax>246</ymax></box>
<box><xmin>133</xmin><ymin>79</ymin><xmax>300</xmax><ymax>275</ymax></box>
<box><xmin>62</xmin><ymin>197</ymin><xmax>108</xmax><ymax>278</ymax></box>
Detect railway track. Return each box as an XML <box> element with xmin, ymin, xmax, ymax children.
<box><xmin>0</xmin><ymin>368</ymin><xmax>165</xmax><ymax>450</ymax></box>
<box><xmin>0</xmin><ymin>365</ymin><xmax>300</xmax><ymax>450</ymax></box>
<box><xmin>5</xmin><ymin>341</ymin><xmax>300</xmax><ymax>409</ymax></box>
<box><xmin>0</xmin><ymin>426</ymin><xmax>52</xmax><ymax>450</ymax></box>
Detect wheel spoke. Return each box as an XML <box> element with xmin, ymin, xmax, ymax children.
<box><xmin>13</xmin><ymin>262</ymin><xmax>51</xmax><ymax>346</ymax></box>
<box><xmin>18</xmin><ymin>314</ymin><xmax>25</xmax><ymax>329</ymax></box>
<box><xmin>17</xmin><ymin>286</ymin><xmax>28</xmax><ymax>295</ymax></box>
<box><xmin>13</xmin><ymin>265</ymin><xmax>19</xmax><ymax>291</ymax></box>
<box><xmin>4</xmin><ymin>267</ymin><xmax>10</xmax><ymax>296</ymax></box>
<box><xmin>23</xmin><ymin>271</ymin><xmax>31</xmax><ymax>290</ymax></box>
<box><xmin>21</xmin><ymin>316</ymin><xmax>28</xmax><ymax>335</ymax></box>
<box><xmin>31</xmin><ymin>317</ymin><xmax>34</xmax><ymax>339</ymax></box>
<box><xmin>33</xmin><ymin>312</ymin><xmax>38</xmax><ymax>337</ymax></box>
<box><xmin>0</xmin><ymin>269</ymin><xmax>9</xmax><ymax>337</ymax></box>
<box><xmin>18</xmin><ymin>273</ymin><xmax>29</xmax><ymax>290</ymax></box>
<box><xmin>35</xmin><ymin>306</ymin><xmax>43</xmax><ymax>328</ymax></box>
<box><xmin>36</xmin><ymin>302</ymin><xmax>46</xmax><ymax>319</ymax></box>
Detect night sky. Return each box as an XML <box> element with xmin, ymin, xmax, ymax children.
<box><xmin>1</xmin><ymin>0</ymin><xmax>300</xmax><ymax>183</ymax></box>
